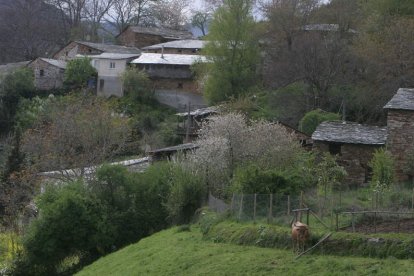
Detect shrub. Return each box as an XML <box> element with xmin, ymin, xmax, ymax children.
<box><xmin>64</xmin><ymin>57</ymin><xmax>97</xmax><ymax>89</ymax></box>
<box><xmin>121</xmin><ymin>67</ymin><xmax>152</xmax><ymax>103</ymax></box>
<box><xmin>299</xmin><ymin>109</ymin><xmax>340</xmax><ymax>135</ymax></box>
<box><xmin>164</xmin><ymin>165</ymin><xmax>206</xmax><ymax>224</ymax></box>
<box><xmin>369</xmin><ymin>148</ymin><xmax>395</xmax><ymax>194</ymax></box>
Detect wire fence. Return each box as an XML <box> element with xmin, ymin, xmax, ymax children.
<box><xmin>214</xmin><ymin>187</ymin><xmax>414</xmax><ymax>233</ymax></box>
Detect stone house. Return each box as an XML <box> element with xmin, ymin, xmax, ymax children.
<box><xmin>53</xmin><ymin>41</ymin><xmax>141</xmax><ymax>61</ymax></box>
<box><xmin>130</xmin><ymin>53</ymin><xmax>207</xmax><ymax>109</ymax></box>
<box><xmin>87</xmin><ymin>53</ymin><xmax>141</xmax><ymax>97</ymax></box>
<box><xmin>116</xmin><ymin>26</ymin><xmax>194</xmax><ymax>49</ymax></box>
<box><xmin>27</xmin><ymin>58</ymin><xmax>67</xmax><ymax>90</ymax></box>
<box><xmin>384</xmin><ymin>88</ymin><xmax>414</xmax><ymax>182</ymax></box>
<box><xmin>312</xmin><ymin>121</ymin><xmax>387</xmax><ymax>187</ymax></box>
<box><xmin>142</xmin><ymin>39</ymin><xmax>206</xmax><ymax>55</ymax></box>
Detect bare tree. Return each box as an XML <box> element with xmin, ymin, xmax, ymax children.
<box><xmin>46</xmin><ymin>0</ymin><xmax>87</xmax><ymax>33</ymax></box>
<box><xmin>261</xmin><ymin>0</ymin><xmax>319</xmax><ymax>50</ymax></box>
<box><xmin>22</xmin><ymin>96</ymin><xmax>130</xmax><ymax>181</ymax></box>
<box><xmin>191</xmin><ymin>11</ymin><xmax>211</xmax><ymax>36</ymax></box>
<box><xmin>84</xmin><ymin>0</ymin><xmax>114</xmax><ymax>41</ymax></box>
<box><xmin>107</xmin><ymin>0</ymin><xmax>154</xmax><ymax>33</ymax></box>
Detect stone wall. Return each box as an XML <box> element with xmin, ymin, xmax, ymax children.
<box><xmin>118</xmin><ymin>30</ymin><xmax>170</xmax><ymax>48</ymax></box>
<box><xmin>313</xmin><ymin>141</ymin><xmax>383</xmax><ymax>187</ymax></box>
<box><xmin>152</xmin><ymin>78</ymin><xmax>198</xmax><ymax>93</ymax></box>
<box><xmin>54</xmin><ymin>42</ymin><xmax>102</xmax><ymax>60</ymax></box>
<box><xmin>387</xmin><ymin>110</ymin><xmax>414</xmax><ymax>182</ymax></box>
<box><xmin>28</xmin><ymin>59</ymin><xmax>65</xmax><ymax>90</ymax></box>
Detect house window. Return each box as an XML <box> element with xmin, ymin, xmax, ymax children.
<box><xmin>99</xmin><ymin>79</ymin><xmax>105</xmax><ymax>92</ymax></box>
<box><xmin>109</xmin><ymin>62</ymin><xmax>116</xmax><ymax>69</ymax></box>
<box><xmin>39</xmin><ymin>69</ymin><xmax>44</xmax><ymax>77</ymax></box>
<box><xmin>177</xmin><ymin>83</ymin><xmax>183</xmax><ymax>89</ymax></box>
<box><xmin>177</xmin><ymin>49</ymin><xmax>182</xmax><ymax>53</ymax></box>
<box><xmin>328</xmin><ymin>143</ymin><xmax>342</xmax><ymax>155</ymax></box>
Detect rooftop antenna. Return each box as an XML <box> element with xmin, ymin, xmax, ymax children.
<box><xmin>161</xmin><ymin>46</ymin><xmax>164</xmax><ymax>58</ymax></box>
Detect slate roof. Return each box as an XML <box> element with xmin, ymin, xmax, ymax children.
<box><xmin>123</xmin><ymin>26</ymin><xmax>194</xmax><ymax>40</ymax></box>
<box><xmin>176</xmin><ymin>106</ymin><xmax>219</xmax><ymax>117</ymax></box>
<box><xmin>312</xmin><ymin>121</ymin><xmax>387</xmax><ymax>145</ymax></box>
<box><xmin>86</xmin><ymin>53</ymin><xmax>141</xmax><ymax>60</ymax></box>
<box><xmin>384</xmin><ymin>88</ymin><xmax>414</xmax><ymax>111</ymax></box>
<box><xmin>147</xmin><ymin>143</ymin><xmax>198</xmax><ymax>154</ymax></box>
<box><xmin>76</xmin><ymin>41</ymin><xmax>141</xmax><ymax>54</ymax></box>
<box><xmin>302</xmin><ymin>24</ymin><xmax>357</xmax><ymax>33</ymax></box>
<box><xmin>0</xmin><ymin>61</ymin><xmax>31</xmax><ymax>75</ymax></box>
<box><xmin>131</xmin><ymin>53</ymin><xmax>207</xmax><ymax>65</ymax></box>
<box><xmin>40</xmin><ymin>58</ymin><xmax>67</xmax><ymax>69</ymax></box>
<box><xmin>143</xmin><ymin>39</ymin><xmax>206</xmax><ymax>50</ymax></box>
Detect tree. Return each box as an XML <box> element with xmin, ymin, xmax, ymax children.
<box><xmin>185</xmin><ymin>113</ymin><xmax>301</xmax><ymax>196</ymax></box>
<box><xmin>107</xmin><ymin>0</ymin><xmax>154</xmax><ymax>33</ymax></box>
<box><xmin>204</xmin><ymin>0</ymin><xmax>259</xmax><ymax>104</ymax></box>
<box><xmin>0</xmin><ymin>68</ymin><xmax>35</xmax><ymax>133</ymax></box>
<box><xmin>149</xmin><ymin>0</ymin><xmax>190</xmax><ymax>28</ymax></box>
<box><xmin>121</xmin><ymin>67</ymin><xmax>152</xmax><ymax>102</ymax></box>
<box><xmin>21</xmin><ymin>95</ymin><xmax>130</xmax><ymax>180</ymax></box>
<box><xmin>299</xmin><ymin>109</ymin><xmax>340</xmax><ymax>135</ymax></box>
<box><xmin>261</xmin><ymin>0</ymin><xmax>318</xmax><ymax>51</ymax></box>
<box><xmin>64</xmin><ymin>57</ymin><xmax>97</xmax><ymax>90</ymax></box>
<box><xmin>191</xmin><ymin>11</ymin><xmax>211</xmax><ymax>36</ymax></box>
<box><xmin>84</xmin><ymin>0</ymin><xmax>114</xmax><ymax>41</ymax></box>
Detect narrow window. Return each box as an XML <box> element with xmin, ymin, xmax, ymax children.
<box><xmin>177</xmin><ymin>83</ymin><xmax>183</xmax><ymax>89</ymax></box>
<box><xmin>109</xmin><ymin>62</ymin><xmax>116</xmax><ymax>69</ymax></box>
<box><xmin>39</xmin><ymin>69</ymin><xmax>44</xmax><ymax>77</ymax></box>
<box><xmin>99</xmin><ymin>79</ymin><xmax>105</xmax><ymax>91</ymax></box>
<box><xmin>177</xmin><ymin>49</ymin><xmax>182</xmax><ymax>53</ymax></box>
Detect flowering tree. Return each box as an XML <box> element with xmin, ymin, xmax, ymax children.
<box><xmin>184</xmin><ymin>112</ymin><xmax>301</xmax><ymax>196</ymax></box>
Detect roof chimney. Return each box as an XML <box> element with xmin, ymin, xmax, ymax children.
<box><xmin>161</xmin><ymin>46</ymin><xmax>164</xmax><ymax>58</ymax></box>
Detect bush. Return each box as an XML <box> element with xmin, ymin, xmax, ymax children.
<box><xmin>64</xmin><ymin>58</ymin><xmax>97</xmax><ymax>89</ymax></box>
<box><xmin>230</xmin><ymin>165</ymin><xmax>303</xmax><ymax>195</ymax></box>
<box><xmin>299</xmin><ymin>109</ymin><xmax>340</xmax><ymax>135</ymax></box>
<box><xmin>164</xmin><ymin>165</ymin><xmax>205</xmax><ymax>224</ymax></box>
<box><xmin>121</xmin><ymin>67</ymin><xmax>152</xmax><ymax>103</ymax></box>
<box><xmin>21</xmin><ymin>181</ymin><xmax>111</xmax><ymax>274</ymax></box>
<box><xmin>369</xmin><ymin>148</ymin><xmax>395</xmax><ymax>193</ymax></box>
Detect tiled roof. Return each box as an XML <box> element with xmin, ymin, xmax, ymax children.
<box><xmin>131</xmin><ymin>53</ymin><xmax>207</xmax><ymax>65</ymax></box>
<box><xmin>143</xmin><ymin>39</ymin><xmax>206</xmax><ymax>50</ymax></box>
<box><xmin>384</xmin><ymin>88</ymin><xmax>414</xmax><ymax>111</ymax></box>
<box><xmin>76</xmin><ymin>41</ymin><xmax>141</xmax><ymax>54</ymax></box>
<box><xmin>312</xmin><ymin>121</ymin><xmax>387</xmax><ymax>145</ymax></box>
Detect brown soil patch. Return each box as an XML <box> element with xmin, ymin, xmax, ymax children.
<box><xmin>344</xmin><ymin>218</ymin><xmax>414</xmax><ymax>234</ymax></box>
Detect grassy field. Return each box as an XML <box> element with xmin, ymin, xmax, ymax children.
<box><xmin>77</xmin><ymin>226</ymin><xmax>414</xmax><ymax>276</ymax></box>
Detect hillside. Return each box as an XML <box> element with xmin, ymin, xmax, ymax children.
<box><xmin>77</xmin><ymin>226</ymin><xmax>414</xmax><ymax>276</ymax></box>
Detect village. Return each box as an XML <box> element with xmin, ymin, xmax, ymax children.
<box><xmin>1</xmin><ymin>0</ymin><xmax>414</xmax><ymax>275</ymax></box>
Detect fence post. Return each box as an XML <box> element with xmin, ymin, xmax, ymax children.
<box><xmin>397</xmin><ymin>213</ymin><xmax>400</xmax><ymax>233</ymax></box>
<box><xmin>287</xmin><ymin>195</ymin><xmax>291</xmax><ymax>216</ymax></box>
<box><xmin>351</xmin><ymin>212</ymin><xmax>355</xmax><ymax>233</ymax></box>
<box><xmin>238</xmin><ymin>194</ymin><xmax>244</xmax><ymax>221</ymax></box>
<box><xmin>300</xmin><ymin>191</ymin><xmax>304</xmax><ymax>221</ymax></box>
<box><xmin>374</xmin><ymin>211</ymin><xmax>377</xmax><ymax>233</ymax></box>
<box><xmin>306</xmin><ymin>209</ymin><xmax>309</xmax><ymax>226</ymax></box>
<box><xmin>268</xmin><ymin>194</ymin><xmax>273</xmax><ymax>224</ymax></box>
<box><xmin>336</xmin><ymin>213</ymin><xmax>339</xmax><ymax>231</ymax></box>
<box><xmin>412</xmin><ymin>188</ymin><xmax>414</xmax><ymax>211</ymax></box>
<box><xmin>253</xmin><ymin>193</ymin><xmax>257</xmax><ymax>223</ymax></box>
<box><xmin>230</xmin><ymin>193</ymin><xmax>235</xmax><ymax>214</ymax></box>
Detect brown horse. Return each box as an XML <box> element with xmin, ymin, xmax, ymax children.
<box><xmin>291</xmin><ymin>221</ymin><xmax>310</xmax><ymax>253</ymax></box>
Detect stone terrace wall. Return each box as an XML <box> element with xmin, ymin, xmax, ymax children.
<box><xmin>313</xmin><ymin>141</ymin><xmax>383</xmax><ymax>187</ymax></box>
<box><xmin>387</xmin><ymin>110</ymin><xmax>414</xmax><ymax>182</ymax></box>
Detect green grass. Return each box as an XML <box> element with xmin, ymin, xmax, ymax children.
<box><xmin>77</xmin><ymin>226</ymin><xmax>414</xmax><ymax>276</ymax></box>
